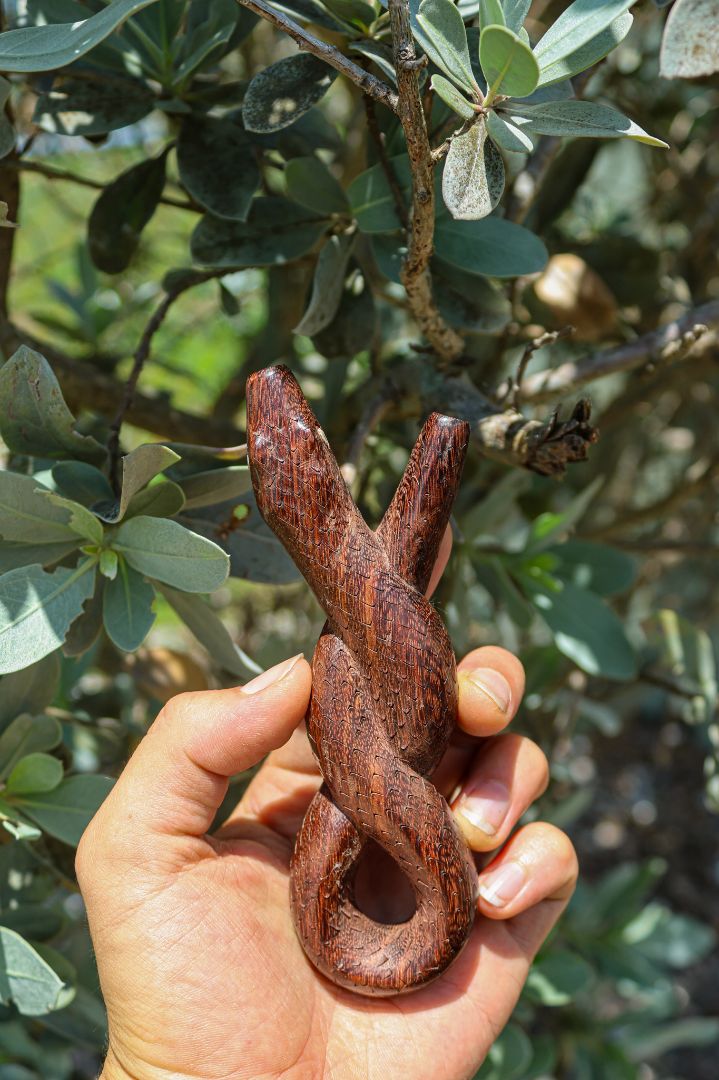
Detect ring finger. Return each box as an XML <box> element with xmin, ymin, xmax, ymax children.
<box><xmin>450</xmin><ymin>733</ymin><xmax>549</xmax><ymax>853</ymax></box>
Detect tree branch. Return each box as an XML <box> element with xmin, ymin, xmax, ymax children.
<box><xmin>0</xmin><ymin>322</ymin><xmax>240</xmax><ymax>446</ymax></box>
<box><xmin>7</xmin><ymin>157</ymin><xmax>197</xmax><ymax>211</ymax></box>
<box><xmin>509</xmin><ymin>301</ymin><xmax>719</xmax><ymax>404</ymax></box>
<box><xmin>387</xmin><ymin>0</ymin><xmax>464</xmax><ymax>366</ymax></box>
<box><xmin>106</xmin><ymin>270</ymin><xmax>235</xmax><ymax>487</ymax></box>
<box><xmin>234</xmin><ymin>0</ymin><xmax>399</xmax><ymax>113</ymax></box>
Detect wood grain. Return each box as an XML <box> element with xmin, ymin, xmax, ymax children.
<box><xmin>246</xmin><ymin>365</ymin><xmax>478</xmax><ymax>996</ymax></box>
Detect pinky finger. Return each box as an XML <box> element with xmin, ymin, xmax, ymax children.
<box><xmin>476</xmin><ymin>822</ymin><xmax>578</xmax><ymax>920</ymax></box>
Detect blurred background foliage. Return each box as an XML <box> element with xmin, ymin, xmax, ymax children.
<box><xmin>0</xmin><ymin>0</ymin><xmax>717</xmax><ymax>1077</ymax></box>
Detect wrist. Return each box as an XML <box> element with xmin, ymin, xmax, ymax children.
<box><xmin>99</xmin><ymin>1047</ymin><xmax>134</xmax><ymax>1080</ymax></box>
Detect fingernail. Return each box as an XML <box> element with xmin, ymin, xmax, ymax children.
<box><xmin>478</xmin><ymin>861</ymin><xmax>527</xmax><ymax>907</ymax></box>
<box><xmin>241</xmin><ymin>654</ymin><xmax>303</xmax><ymax>695</ymax></box>
<box><xmin>457</xmin><ymin>779</ymin><xmax>510</xmax><ymax>837</ymax></box>
<box><xmin>466</xmin><ymin>667</ymin><xmax>512</xmax><ymax>714</ymax></box>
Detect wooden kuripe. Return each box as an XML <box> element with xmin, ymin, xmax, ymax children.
<box><xmin>246</xmin><ymin>365</ymin><xmax>478</xmax><ymax>996</ymax></box>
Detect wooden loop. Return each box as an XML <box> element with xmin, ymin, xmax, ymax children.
<box><xmin>247</xmin><ymin>365</ymin><xmax>477</xmax><ymax>996</ymax></box>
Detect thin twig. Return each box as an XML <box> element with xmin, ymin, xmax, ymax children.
<box><xmin>502</xmin><ymin>302</ymin><xmax>719</xmax><ymax>404</ymax></box>
<box><xmin>234</xmin><ymin>0</ymin><xmax>399</xmax><ymax>113</ymax></box>
<box><xmin>387</xmin><ymin>0</ymin><xmax>464</xmax><ymax>366</ymax></box>
<box><xmin>584</xmin><ymin>456</ymin><xmax>719</xmax><ymax>541</ymax></box>
<box><xmin>106</xmin><ymin>270</ymin><xmax>228</xmax><ymax>489</ymax></box>
<box><xmin>7</xmin><ymin>157</ymin><xmax>197</xmax><ymax>211</ymax></box>
<box><xmin>503</xmin><ymin>325</ymin><xmax>575</xmax><ymax>408</ymax></box>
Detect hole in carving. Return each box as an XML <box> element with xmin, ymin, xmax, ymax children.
<box><xmin>350</xmin><ymin>840</ymin><xmax>417</xmax><ymax>925</ymax></box>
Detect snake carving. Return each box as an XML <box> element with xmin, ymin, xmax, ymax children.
<box><xmin>246</xmin><ymin>365</ymin><xmax>478</xmax><ymax>996</ymax></box>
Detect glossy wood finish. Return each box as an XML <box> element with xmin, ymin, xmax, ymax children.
<box><xmin>246</xmin><ymin>365</ymin><xmax>478</xmax><ymax>996</ymax></box>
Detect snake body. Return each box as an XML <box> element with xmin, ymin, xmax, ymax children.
<box><xmin>246</xmin><ymin>365</ymin><xmax>478</xmax><ymax>996</ymax></box>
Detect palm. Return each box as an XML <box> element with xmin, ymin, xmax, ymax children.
<box><xmin>117</xmin><ymin>771</ymin><xmax>549</xmax><ymax>1080</ymax></box>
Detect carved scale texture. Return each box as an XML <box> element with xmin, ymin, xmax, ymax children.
<box><xmin>246</xmin><ymin>366</ymin><xmax>478</xmax><ymax>996</ymax></box>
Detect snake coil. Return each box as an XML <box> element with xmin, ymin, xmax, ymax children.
<box><xmin>247</xmin><ymin>365</ymin><xmax>478</xmax><ymax>996</ymax></box>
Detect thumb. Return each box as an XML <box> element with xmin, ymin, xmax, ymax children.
<box><xmin>87</xmin><ymin>655</ymin><xmax>312</xmax><ymax>851</ymax></box>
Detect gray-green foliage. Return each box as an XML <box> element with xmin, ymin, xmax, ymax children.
<box><xmin>0</xmin><ymin>0</ymin><xmax>716</xmax><ymax>1075</ymax></box>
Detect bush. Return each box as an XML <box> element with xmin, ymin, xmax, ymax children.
<box><xmin>0</xmin><ymin>0</ymin><xmax>717</xmax><ymax>1075</ymax></box>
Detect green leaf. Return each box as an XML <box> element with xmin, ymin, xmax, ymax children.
<box><xmin>191</xmin><ymin>197</ymin><xmax>327</xmax><ymax>268</ymax></box>
<box><xmin>322</xmin><ymin>0</ymin><xmax>376</xmax><ymax>27</ymax></box>
<box><xmin>0</xmin><ymin>540</ymin><xmax>79</xmax><ymax>573</ymax></box>
<box><xmin>12</xmin><ymin>774</ymin><xmax>113</xmax><ymax>847</ymax></box>
<box><xmin>62</xmin><ymin>575</ymin><xmax>105</xmax><ymax>658</ymax></box>
<box><xmin>0</xmin><ymin>77</ymin><xmax>15</xmax><ymax>160</ymax></box>
<box><xmin>93</xmin><ymin>444</ymin><xmax>180</xmax><ymax>523</ymax></box>
<box><xmin>37</xmin><ymin>491</ymin><xmax>103</xmax><ymax>545</ymax></box>
<box><xmin>476</xmin><ymin>1022</ymin><xmax>533</xmax><ymax>1080</ymax></box>
<box><xmin>103</xmin><ymin>562</ymin><xmax>156</xmax><ymax>652</ymax></box>
<box><xmin>524</xmin><ymin>476</ymin><xmax>602</xmax><ymax>550</ymax></box>
<box><xmin>88</xmin><ymin>149</ymin><xmax>168</xmax><ymax>274</ymax></box>
<box><xmin>486</xmin><ymin>110</ymin><xmax>533</xmax><ymax>152</ymax></box>
<box><xmin>32</xmin><ymin>74</ymin><xmax>155</xmax><ymax>136</ymax></box>
<box><xmin>434</xmin><ymin>214</ymin><xmax>548</xmax><ymax>277</ymax></box>
<box><xmin>660</xmin><ymin>0</ymin><xmax>719</xmax><ymax>79</ymax></box>
<box><xmin>0</xmin><ymin>928</ymin><xmax>67</xmax><ymax>1016</ymax></box>
<box><xmin>480</xmin><ymin>25</ymin><xmax>540</xmax><ymax>99</ymax></box>
<box><xmin>0</xmin><ymin>560</ymin><xmax>97</xmax><ymax>675</ymax></box>
<box><xmin>623</xmin><ymin>902</ymin><xmax>716</xmax><ymax>968</ymax></box>
<box><xmin>181</xmin><ymin>490</ymin><xmax>300</xmax><ymax>584</ymax></box>
<box><xmin>124</xmin><ymin>479</ymin><xmax>186</xmax><ymax>519</ymax></box>
<box><xmin>0</xmin><ymin>0</ymin><xmax>161</xmax><ymax>71</ymax></box>
<box><xmin>536</xmin><ymin>13</ymin><xmax>633</xmax><ymax>87</ymax></box>
<box><xmin>548</xmin><ymin>540</ymin><xmax>636</xmax><ymax>596</ymax></box>
<box><xmin>430</xmin><ymin>74</ymin><xmax>476</xmax><ymax>120</ymax></box>
<box><xmin>113</xmin><ymin>517</ymin><xmax>230</xmax><ymax>592</ymax></box>
<box><xmin>0</xmin><ymin>346</ymin><xmax>105</xmax><ymax>463</ymax></box>
<box><xmin>6</xmin><ymin>753</ymin><xmax>63</xmax><ymax>796</ymax></box>
<box><xmin>646</xmin><ymin>609</ymin><xmax>717</xmax><ymax>723</ymax></box>
<box><xmin>502</xmin><ymin>0</ymin><xmax>530</xmax><ymax>34</ymax></box>
<box><xmin>285</xmin><ymin>156</ymin><xmax>349</xmax><ymax>216</ymax></box>
<box><xmin>533</xmin><ymin>0</ymin><xmax>634</xmax><ymax>72</ymax></box>
<box><xmin>177</xmin><ymin>116</ymin><xmax>259</xmax><ymax>222</ymax></box>
<box><xmin>525</xmin><ymin>949</ymin><xmax>595</xmax><ymax>1006</ymax></box>
<box><xmin>0</xmin><ymin>715</ymin><xmax>62</xmax><ymax>780</ymax></box>
<box><xmin>51</xmin><ymin>462</ymin><xmax>114</xmax><ymax>507</ymax></box>
<box><xmin>99</xmin><ymin>550</ymin><xmax>118</xmax><ymax>580</ymax></box>
<box><xmin>479</xmin><ymin>0</ymin><xmax>505</xmax><ymax>28</ymax></box>
<box><xmin>348</xmin><ymin>155</ymin><xmax>412</xmax><ymax>233</ymax></box>
<box><xmin>502</xmin><ymin>99</ymin><xmax>668</xmax><ymax>147</ymax></box>
<box><xmin>174</xmin><ymin>0</ymin><xmax>243</xmax><ymax>82</ymax></box>
<box><xmin>177</xmin><ymin>466</ymin><xmax>252</xmax><ymax>511</ymax></box>
<box><xmin>159</xmin><ymin>586</ymin><xmax>262</xmax><ymax>677</ymax></box>
<box><xmin>620</xmin><ymin>1018</ymin><xmax>719</xmax><ymax>1063</ymax></box>
<box><xmin>414</xmin><ymin>0</ymin><xmax>478</xmax><ymax>96</ymax></box>
<box><xmin>524</xmin><ymin>579</ymin><xmax>637</xmax><ymax>680</ymax></box>
<box><xmin>0</xmin><ymin>471</ymin><xmax>79</xmax><ymax>544</ymax></box>
<box><xmin>0</xmin><ymin>655</ymin><xmax>60</xmax><ymax>729</ymax></box>
<box><xmin>442</xmin><ymin>119</ymin><xmax>505</xmax><ymax>220</ymax></box>
<box><xmin>242</xmin><ymin>53</ymin><xmax>337</xmax><ymax>134</ymax></box>
<box><xmin>294</xmin><ymin>233</ymin><xmax>355</xmax><ymax>337</ymax></box>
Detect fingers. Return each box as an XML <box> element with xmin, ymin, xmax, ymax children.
<box><xmin>451</xmin><ymin>734</ymin><xmax>549</xmax><ymax>852</ymax></box>
<box><xmin>80</xmin><ymin>655</ymin><xmax>312</xmax><ymax>854</ymax></box>
<box><xmin>457</xmin><ymin>646</ymin><xmax>526</xmax><ymax>737</ymax></box>
<box><xmin>476</xmin><ymin>822</ymin><xmax>578</xmax><ymax>922</ymax></box>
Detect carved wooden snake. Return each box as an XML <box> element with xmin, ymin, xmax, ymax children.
<box><xmin>246</xmin><ymin>365</ymin><xmax>478</xmax><ymax>996</ymax></box>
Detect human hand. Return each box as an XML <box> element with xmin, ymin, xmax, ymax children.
<box><xmin>78</xmin><ymin>540</ymin><xmax>577</xmax><ymax>1080</ymax></box>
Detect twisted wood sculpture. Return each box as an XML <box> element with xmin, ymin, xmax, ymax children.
<box><xmin>246</xmin><ymin>365</ymin><xmax>478</xmax><ymax>996</ymax></box>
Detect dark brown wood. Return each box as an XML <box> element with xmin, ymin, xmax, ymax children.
<box><xmin>246</xmin><ymin>365</ymin><xmax>478</xmax><ymax>996</ymax></box>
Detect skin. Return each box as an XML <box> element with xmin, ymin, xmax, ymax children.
<box><xmin>78</xmin><ymin>536</ymin><xmax>578</xmax><ymax>1080</ymax></box>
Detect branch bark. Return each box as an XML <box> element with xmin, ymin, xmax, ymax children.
<box><xmin>387</xmin><ymin>0</ymin><xmax>464</xmax><ymax>366</ymax></box>
<box><xmin>510</xmin><ymin>301</ymin><xmax>719</xmax><ymax>404</ymax></box>
<box><xmin>235</xmin><ymin>0</ymin><xmax>398</xmax><ymax>113</ymax></box>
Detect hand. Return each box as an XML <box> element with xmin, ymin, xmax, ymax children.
<box><xmin>78</xmin><ymin>540</ymin><xmax>577</xmax><ymax>1080</ymax></box>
